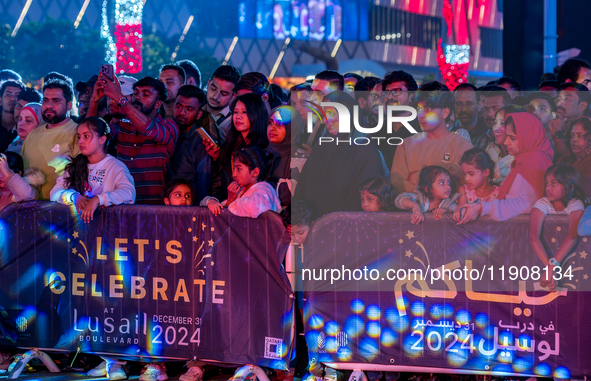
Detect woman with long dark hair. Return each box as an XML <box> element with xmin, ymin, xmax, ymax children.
<box><xmin>50</xmin><ymin>117</ymin><xmax>135</xmax><ymax>222</ymax></box>
<box><xmin>207</xmin><ymin>93</ymin><xmax>269</xmax><ymax>201</ymax></box>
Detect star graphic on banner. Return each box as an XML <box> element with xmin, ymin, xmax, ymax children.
<box><xmin>405</xmin><ymin>250</ymin><xmax>413</xmax><ymax>258</ymax></box>
<box><xmin>72</xmin><ymin>248</ymin><xmax>78</xmax><ymax>254</ymax></box>
<box><xmin>193</xmin><ymin>236</ymin><xmax>198</xmax><ymax>242</ymax></box>
<box><xmin>581</xmin><ymin>250</ymin><xmax>588</xmax><ymax>259</ymax></box>
<box><xmin>202</xmin><ymin>223</ymin><xmax>207</xmax><ymax>231</ymax></box>
<box><xmin>405</xmin><ymin>230</ymin><xmax>414</xmax><ymax>239</ymax></box>
<box><xmin>72</xmin><ymin>231</ymin><xmax>79</xmax><ymax>239</ymax></box>
<box><xmin>208</xmin><ymin>239</ymin><xmax>214</xmax><ymax>247</ymax></box>
<box><xmin>584</xmin><ymin>274</ymin><xmax>589</xmax><ymax>280</ymax></box>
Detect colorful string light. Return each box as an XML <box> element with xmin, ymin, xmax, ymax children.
<box><xmin>101</xmin><ymin>0</ymin><xmax>117</xmax><ymax>65</ymax></box>
<box><xmin>114</xmin><ymin>0</ymin><xmax>143</xmax><ymax>74</ymax></box>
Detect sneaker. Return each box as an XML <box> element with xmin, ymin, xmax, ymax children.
<box><xmin>179</xmin><ymin>366</ymin><xmax>203</xmax><ymax>381</ymax></box>
<box><xmin>139</xmin><ymin>364</ymin><xmax>168</xmax><ymax>381</ymax></box>
<box><xmin>107</xmin><ymin>362</ymin><xmax>128</xmax><ymax>380</ymax></box>
<box><xmin>87</xmin><ymin>360</ymin><xmax>107</xmax><ymax>377</ymax></box>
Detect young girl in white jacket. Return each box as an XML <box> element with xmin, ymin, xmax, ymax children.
<box><xmin>50</xmin><ymin>117</ymin><xmax>135</xmax><ymax>222</ymax></box>
<box><xmin>202</xmin><ymin>146</ymin><xmax>281</xmax><ymax>218</ymax></box>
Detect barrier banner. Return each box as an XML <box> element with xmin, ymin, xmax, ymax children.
<box><xmin>301</xmin><ymin>212</ymin><xmax>591</xmax><ymax>378</ymax></box>
<box><xmin>0</xmin><ymin>202</ymin><xmax>292</xmax><ymax>369</ymax></box>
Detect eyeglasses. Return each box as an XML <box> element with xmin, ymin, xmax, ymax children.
<box><xmin>380</xmin><ymin>88</ymin><xmax>406</xmax><ymax>99</ymax></box>
<box><xmin>570</xmin><ymin>132</ymin><xmax>589</xmax><ymax>140</ymax></box>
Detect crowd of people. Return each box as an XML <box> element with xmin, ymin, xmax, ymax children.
<box><xmin>2</xmin><ymin>56</ymin><xmax>591</xmax><ymax>379</ymax></box>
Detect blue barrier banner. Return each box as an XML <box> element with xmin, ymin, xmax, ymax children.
<box><xmin>0</xmin><ymin>202</ymin><xmax>292</xmax><ymax>369</ymax></box>
<box><xmin>302</xmin><ymin>212</ymin><xmax>591</xmax><ymax>378</ymax></box>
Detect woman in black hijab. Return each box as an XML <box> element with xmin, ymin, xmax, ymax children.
<box><xmin>266</xmin><ymin>105</ymin><xmax>304</xmax><ymax>207</ymax></box>
<box><xmin>295</xmin><ymin>91</ymin><xmax>383</xmax><ymax>217</ymax></box>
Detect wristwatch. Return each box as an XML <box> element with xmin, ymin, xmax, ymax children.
<box><xmin>551</xmin><ymin>131</ymin><xmax>565</xmax><ymax>140</ymax></box>
<box><xmin>117</xmin><ymin>96</ymin><xmax>129</xmax><ymax>107</ymax></box>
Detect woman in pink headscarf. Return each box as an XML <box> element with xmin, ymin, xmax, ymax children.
<box><xmin>457</xmin><ymin>112</ymin><xmax>554</xmax><ymax>223</ymax></box>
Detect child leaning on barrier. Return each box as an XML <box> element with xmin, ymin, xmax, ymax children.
<box><xmin>454</xmin><ymin>148</ymin><xmax>499</xmax><ymax>220</ymax></box>
<box><xmin>201</xmin><ymin>146</ymin><xmax>281</xmax><ymax>218</ymax></box>
<box><xmin>50</xmin><ymin>117</ymin><xmax>135</xmax><ymax>223</ymax></box>
<box><xmin>0</xmin><ymin>152</ymin><xmax>45</xmax><ymax>211</ymax></box>
<box><xmin>395</xmin><ymin>166</ymin><xmax>461</xmax><ymax>224</ymax></box>
<box><xmin>163</xmin><ymin>179</ymin><xmax>194</xmax><ymax>206</ymax></box>
<box><xmin>359</xmin><ymin>176</ymin><xmax>395</xmax><ymax>212</ymax></box>
<box><xmin>529</xmin><ymin>164</ymin><xmax>585</xmax><ymax>291</ymax></box>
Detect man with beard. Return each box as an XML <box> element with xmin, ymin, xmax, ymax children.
<box><xmin>203</xmin><ymin>65</ymin><xmax>241</xmax><ymax>145</ymax></box>
<box><xmin>527</xmin><ymin>92</ymin><xmax>557</xmax><ymax>145</ymax></box>
<box><xmin>168</xmin><ymin>85</ymin><xmax>211</xmax><ymax>204</ymax></box>
<box><xmin>550</xmin><ymin>82</ymin><xmax>590</xmax><ymax>162</ymax></box>
<box><xmin>381</xmin><ymin>70</ymin><xmax>420</xmax><ymax>168</ymax></box>
<box><xmin>21</xmin><ymin>79</ymin><xmax>79</xmax><ymax>199</ymax></box>
<box><xmin>390</xmin><ymin>82</ymin><xmax>472</xmax><ymax>195</ymax></box>
<box><xmin>0</xmin><ymin>80</ymin><xmax>25</xmax><ymax>152</ymax></box>
<box><xmin>451</xmin><ymin>83</ymin><xmax>489</xmax><ymax>149</ymax></box>
<box><xmin>91</xmin><ymin>75</ymin><xmax>178</xmax><ymax>204</ymax></box>
<box><xmin>482</xmin><ymin>85</ymin><xmax>510</xmax><ymax>132</ymax></box>
<box><xmin>158</xmin><ymin>64</ymin><xmax>186</xmax><ymax>119</ymax></box>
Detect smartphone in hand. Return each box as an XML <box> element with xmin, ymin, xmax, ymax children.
<box><xmin>197</xmin><ymin>127</ymin><xmax>220</xmax><ymax>151</ymax></box>
<box><xmin>100</xmin><ymin>64</ymin><xmax>114</xmax><ymax>82</ymax></box>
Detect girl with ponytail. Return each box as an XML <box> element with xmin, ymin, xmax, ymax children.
<box><xmin>50</xmin><ymin>117</ymin><xmax>135</xmax><ymax>222</ymax></box>
<box><xmin>201</xmin><ymin>146</ymin><xmax>280</xmax><ymax>218</ymax></box>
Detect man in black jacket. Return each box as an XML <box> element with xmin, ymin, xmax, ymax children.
<box><xmin>168</xmin><ymin>85</ymin><xmax>212</xmax><ymax>203</ymax></box>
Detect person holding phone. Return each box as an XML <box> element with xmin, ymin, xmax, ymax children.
<box><xmin>167</xmin><ymin>85</ymin><xmax>213</xmax><ymax>204</ymax></box>
<box><xmin>87</xmin><ymin>73</ymin><xmax>178</xmax><ymax>204</ymax></box>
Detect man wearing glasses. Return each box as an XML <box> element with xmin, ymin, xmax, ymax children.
<box><xmin>378</xmin><ymin>70</ymin><xmax>421</xmax><ymax>167</ymax></box>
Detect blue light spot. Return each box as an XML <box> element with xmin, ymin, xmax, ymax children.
<box><xmin>475</xmin><ymin>313</ymin><xmax>489</xmax><ymax>328</ymax></box>
<box><xmin>351</xmin><ymin>299</ymin><xmax>365</xmax><ymax>313</ymax></box>
<box><xmin>344</xmin><ymin>316</ymin><xmax>365</xmax><ymax>338</ymax></box>
<box><xmin>366</xmin><ymin>321</ymin><xmax>381</xmax><ymax>338</ymax></box>
<box><xmin>553</xmin><ymin>367</ymin><xmax>570</xmax><ymax>379</ymax></box>
<box><xmin>429</xmin><ymin>304</ymin><xmax>443</xmax><ymax>319</ymax></box>
<box><xmin>380</xmin><ymin>328</ymin><xmax>397</xmax><ymax>346</ymax></box>
<box><xmin>411</xmin><ymin>301</ymin><xmax>425</xmax><ymax>316</ymax></box>
<box><xmin>391</xmin><ymin>314</ymin><xmax>409</xmax><ymax>333</ymax></box>
<box><xmin>455</xmin><ymin>310</ymin><xmax>471</xmax><ymax>324</ymax></box>
<box><xmin>309</xmin><ymin>315</ymin><xmax>324</xmax><ymax>329</ymax></box>
<box><xmin>512</xmin><ymin>357</ymin><xmax>533</xmax><ymax>373</ymax></box>
<box><xmin>337</xmin><ymin>347</ymin><xmax>352</xmax><ymax>361</ymax></box>
<box><xmin>534</xmin><ymin>363</ymin><xmax>551</xmax><ymax>377</ymax></box>
<box><xmin>325</xmin><ymin>321</ymin><xmax>339</xmax><ymax>336</ymax></box>
<box><xmin>442</xmin><ymin>304</ymin><xmax>454</xmax><ymax>317</ymax></box>
<box><xmin>385</xmin><ymin>308</ymin><xmax>399</xmax><ymax>324</ymax></box>
<box><xmin>325</xmin><ymin>337</ymin><xmax>338</xmax><ymax>353</ymax></box>
<box><xmin>359</xmin><ymin>338</ymin><xmax>379</xmax><ymax>361</ymax></box>
<box><xmin>366</xmin><ymin>305</ymin><xmax>381</xmax><ymax>320</ymax></box>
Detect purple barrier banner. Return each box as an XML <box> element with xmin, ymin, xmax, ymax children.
<box><xmin>0</xmin><ymin>202</ymin><xmax>292</xmax><ymax>369</ymax></box>
<box><xmin>301</xmin><ymin>212</ymin><xmax>591</xmax><ymax>378</ymax></box>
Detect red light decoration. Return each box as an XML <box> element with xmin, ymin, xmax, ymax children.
<box><xmin>436</xmin><ymin>39</ymin><xmax>469</xmax><ymax>91</ymax></box>
<box><xmin>115</xmin><ymin>24</ymin><xmax>142</xmax><ymax>74</ymax></box>
<box><xmin>443</xmin><ymin>0</ymin><xmax>453</xmax><ymax>36</ymax></box>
